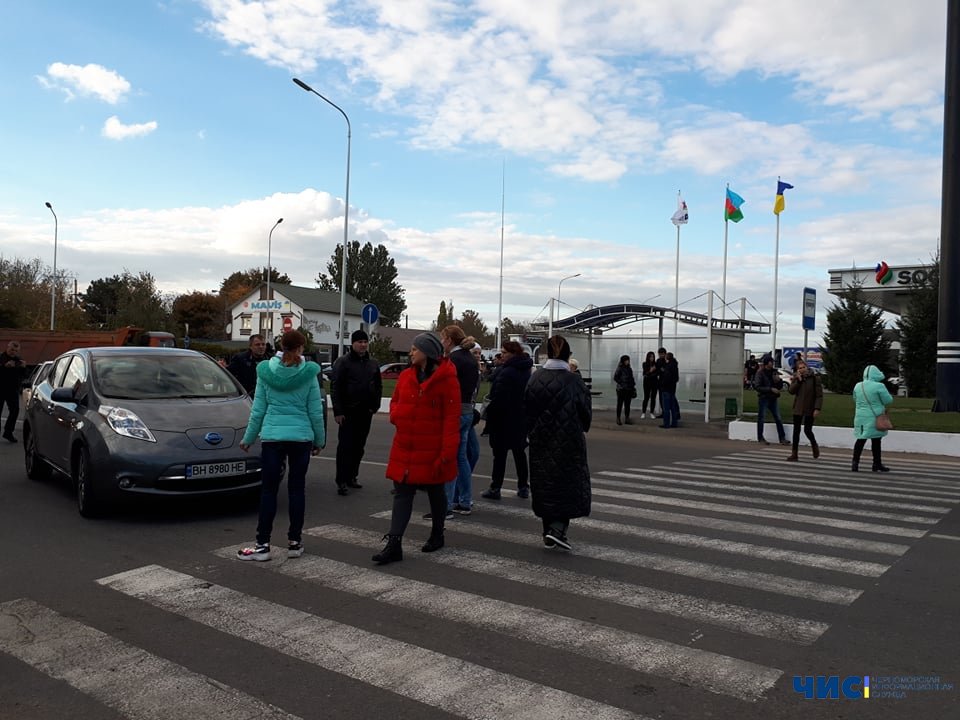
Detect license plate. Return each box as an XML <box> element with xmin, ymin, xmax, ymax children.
<box><xmin>186</xmin><ymin>460</ymin><xmax>246</xmax><ymax>478</ymax></box>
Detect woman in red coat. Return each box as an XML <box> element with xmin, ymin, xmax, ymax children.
<box><xmin>373</xmin><ymin>332</ymin><xmax>460</xmax><ymax>564</ymax></box>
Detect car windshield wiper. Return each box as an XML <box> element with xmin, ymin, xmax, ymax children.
<box><xmin>178</xmin><ymin>393</ymin><xmax>235</xmax><ymax>398</ymax></box>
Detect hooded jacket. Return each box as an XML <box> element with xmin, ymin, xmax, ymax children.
<box><xmin>242</xmin><ymin>356</ymin><xmax>326</xmax><ymax>447</ymax></box>
<box><xmin>852</xmin><ymin>364</ymin><xmax>893</xmax><ymax>440</ymax></box>
<box><xmin>787</xmin><ymin>366</ymin><xmax>823</xmax><ymax>416</ymax></box>
<box><xmin>385</xmin><ymin>358</ymin><xmax>460</xmax><ymax>485</ymax></box>
<box><xmin>485</xmin><ymin>352</ymin><xmax>533</xmax><ymax>450</ymax></box>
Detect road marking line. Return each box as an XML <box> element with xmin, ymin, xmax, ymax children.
<box><xmin>210</xmin><ymin>547</ymin><xmax>782</xmax><ymax>702</ymax></box>
<box><xmin>303</xmin><ymin>524</ymin><xmax>829</xmax><ymax>645</ymax></box>
<box><xmin>647</xmin><ymin>464</ymin><xmax>960</xmax><ymax>503</ymax></box>
<box><xmin>370</xmin><ymin>512</ymin><xmax>863</xmax><ymax>605</ymax></box>
<box><xmin>98</xmin><ymin>565</ymin><xmax>650</xmax><ymax>719</ymax></box>
<box><xmin>928</xmin><ymin>533</ymin><xmax>960</xmax><ymax>542</ymax></box>
<box><xmin>677</xmin><ymin>459</ymin><xmax>960</xmax><ymax>498</ymax></box>
<box><xmin>729</xmin><ymin>452</ymin><xmax>960</xmax><ymax>482</ymax></box>
<box><xmin>0</xmin><ymin>598</ymin><xmax>299</xmax><ymax>720</ymax></box>
<box><xmin>458</xmin><ymin>502</ymin><xmax>889</xmax><ymax>577</ymax></box>
<box><xmin>585</xmin><ymin>479</ymin><xmax>933</xmax><ymax>533</ymax></box>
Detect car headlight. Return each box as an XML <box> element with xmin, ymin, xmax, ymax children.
<box><xmin>98</xmin><ymin>405</ymin><xmax>157</xmax><ymax>442</ymax></box>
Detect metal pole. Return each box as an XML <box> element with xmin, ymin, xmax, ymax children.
<box><xmin>45</xmin><ymin>202</ymin><xmax>57</xmax><ymax>331</ymax></box>
<box><xmin>935</xmin><ymin>0</ymin><xmax>960</xmax><ymax>411</ymax></box>
<box><xmin>674</xmin><ymin>222</ymin><xmax>680</xmax><ymax>339</ymax></box>
<box><xmin>496</xmin><ymin>160</ymin><xmax>505</xmax><ymax>350</ymax></box>
<box><xmin>557</xmin><ymin>273</ymin><xmax>580</xmax><ymax>322</ymax></box>
<box><xmin>293</xmin><ymin>78</ymin><xmax>351</xmax><ymax>358</ymax></box>
<box><xmin>772</xmin><ymin>195</ymin><xmax>781</xmax><ymax>356</ymax></box>
<box><xmin>547</xmin><ymin>298</ymin><xmax>554</xmax><ymax>339</ymax></box>
<box><xmin>721</xmin><ymin>217</ymin><xmax>729</xmax><ymax>320</ymax></box>
<box><xmin>267</xmin><ymin>217</ymin><xmax>283</xmax><ymax>335</ymax></box>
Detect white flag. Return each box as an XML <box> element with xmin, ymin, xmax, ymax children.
<box><xmin>671</xmin><ymin>197</ymin><xmax>688</xmax><ymax>226</ymax></box>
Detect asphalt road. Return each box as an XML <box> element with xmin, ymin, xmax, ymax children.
<box><xmin>1</xmin><ymin>411</ymin><xmax>958</xmax><ymax>720</ymax></box>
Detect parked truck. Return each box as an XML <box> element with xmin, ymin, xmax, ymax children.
<box><xmin>1</xmin><ymin>327</ymin><xmax>175</xmax><ymax>371</ymax></box>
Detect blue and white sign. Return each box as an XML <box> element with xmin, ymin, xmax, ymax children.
<box><xmin>361</xmin><ymin>303</ymin><xmax>379</xmax><ymax>325</ymax></box>
<box><xmin>802</xmin><ymin>287</ymin><xmax>816</xmax><ymax>331</ymax></box>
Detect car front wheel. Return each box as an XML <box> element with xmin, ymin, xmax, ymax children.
<box><xmin>74</xmin><ymin>445</ymin><xmax>103</xmax><ymax>518</ymax></box>
<box><xmin>24</xmin><ymin>428</ymin><xmax>52</xmax><ymax>481</ymax></box>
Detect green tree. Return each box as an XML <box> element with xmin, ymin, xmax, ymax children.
<box><xmin>432</xmin><ymin>300</ymin><xmax>454</xmax><ymax>331</ymax></box>
<box><xmin>368</xmin><ymin>335</ymin><xmax>395</xmax><ymax>365</ymax></box>
<box><xmin>219</xmin><ymin>267</ymin><xmax>291</xmax><ymax>308</ymax></box>
<box><xmin>820</xmin><ymin>284</ymin><xmax>893</xmax><ymax>394</ymax></box>
<box><xmin>81</xmin><ymin>275</ymin><xmax>123</xmax><ymax>327</ymax></box>
<box><xmin>0</xmin><ymin>256</ymin><xmax>48</xmax><ymax>328</ymax></box>
<box><xmin>317</xmin><ymin>241</ymin><xmax>406</xmax><ymax>327</ymax></box>
<box><xmin>171</xmin><ymin>291</ymin><xmax>227</xmax><ymax>340</ymax></box>
<box><xmin>501</xmin><ymin>317</ymin><xmax>529</xmax><ymax>338</ymax></box>
<box><xmin>110</xmin><ymin>270</ymin><xmax>169</xmax><ymax>330</ymax></box>
<box><xmin>896</xmin><ymin>257</ymin><xmax>938</xmax><ymax>397</ymax></box>
<box><xmin>459</xmin><ymin>309</ymin><xmax>494</xmax><ymax>346</ymax></box>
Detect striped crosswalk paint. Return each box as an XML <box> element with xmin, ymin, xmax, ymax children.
<box><xmin>304</xmin><ymin>524</ymin><xmax>829</xmax><ymax>645</ymax></box>
<box><xmin>371</xmin><ymin>511</ymin><xmax>863</xmax><ymax>604</ymax></box>
<box><xmin>447</xmin><ymin>503</ymin><xmax>892</xmax><ymax>577</ymax></box>
<box><xmin>210</xmin><ymin>545</ymin><xmax>783</xmax><ymax>701</ymax></box>
<box><xmin>0</xmin><ymin>598</ymin><xmax>300</xmax><ymax>720</ymax></box>
<box><xmin>98</xmin><ymin>565</ymin><xmax>652</xmax><ymax>719</ymax></box>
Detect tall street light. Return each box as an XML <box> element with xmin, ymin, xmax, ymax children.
<box><xmin>266</xmin><ymin>217</ymin><xmax>283</xmax><ymax>336</ymax></box>
<box><xmin>293</xmin><ymin>77</ymin><xmax>351</xmax><ymax>358</ymax></box>
<box><xmin>45</xmin><ymin>202</ymin><xmax>58</xmax><ymax>331</ymax></box>
<box><xmin>549</xmin><ymin>272</ymin><xmax>581</xmax><ymax>338</ymax></box>
<box><xmin>557</xmin><ymin>273</ymin><xmax>581</xmax><ymax>315</ymax></box>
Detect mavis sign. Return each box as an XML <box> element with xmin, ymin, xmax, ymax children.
<box><xmin>245</xmin><ymin>300</ymin><xmax>287</xmax><ymax>311</ymax></box>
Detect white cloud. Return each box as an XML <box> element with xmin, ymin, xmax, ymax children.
<box><xmin>39</xmin><ymin>62</ymin><xmax>132</xmax><ymax>104</ymax></box>
<box><xmin>198</xmin><ymin>0</ymin><xmax>945</xmax><ymax>184</ymax></box>
<box><xmin>102</xmin><ymin>116</ymin><xmax>158</xmax><ymax>140</ymax></box>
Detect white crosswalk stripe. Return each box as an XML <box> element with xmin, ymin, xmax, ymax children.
<box><xmin>3</xmin><ymin>448</ymin><xmax>955</xmax><ymax>719</ymax></box>
<box><xmin>304</xmin><ymin>524</ymin><xmax>829</xmax><ymax>645</ymax></box>
<box><xmin>97</xmin><ymin>564</ymin><xmax>648</xmax><ymax>720</ymax></box>
<box><xmin>0</xmin><ymin>599</ymin><xmax>300</xmax><ymax>720</ymax></box>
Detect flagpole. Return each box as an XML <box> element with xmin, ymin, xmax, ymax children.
<box><xmin>773</xmin><ymin>208</ymin><xmax>781</xmax><ymax>357</ymax></box>
<box><xmin>496</xmin><ymin>159</ymin><xmax>505</xmax><ymax>349</ymax></box>
<box><xmin>674</xmin><ymin>214</ymin><xmax>680</xmax><ymax>339</ymax></box>
<box><xmin>722</xmin><ymin>183</ymin><xmax>730</xmax><ymax>320</ymax></box>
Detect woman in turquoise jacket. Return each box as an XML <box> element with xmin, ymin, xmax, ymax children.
<box><xmin>851</xmin><ymin>364</ymin><xmax>893</xmax><ymax>472</ymax></box>
<box><xmin>237</xmin><ymin>330</ymin><xmax>326</xmax><ymax>561</ymax></box>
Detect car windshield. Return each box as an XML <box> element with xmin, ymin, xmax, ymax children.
<box><xmin>92</xmin><ymin>355</ymin><xmax>243</xmax><ymax>400</ymax></box>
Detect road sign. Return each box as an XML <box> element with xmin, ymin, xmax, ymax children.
<box><xmin>361</xmin><ymin>303</ymin><xmax>379</xmax><ymax>325</ymax></box>
<box><xmin>802</xmin><ymin>287</ymin><xmax>816</xmax><ymax>331</ymax></box>
<box><xmin>282</xmin><ymin>316</ymin><xmax>293</xmax><ymax>331</ymax></box>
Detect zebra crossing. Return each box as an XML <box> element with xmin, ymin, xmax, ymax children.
<box><xmin>2</xmin><ymin>448</ymin><xmax>958</xmax><ymax>719</ymax></box>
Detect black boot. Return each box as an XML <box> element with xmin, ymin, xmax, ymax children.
<box><xmin>372</xmin><ymin>534</ymin><xmax>403</xmax><ymax>564</ymax></box>
<box><xmin>616</xmin><ymin>416</ymin><xmax>622</xmax><ymax>425</ymax></box>
<box><xmin>851</xmin><ymin>462</ymin><xmax>859</xmax><ymax>472</ymax></box>
<box><xmin>872</xmin><ymin>464</ymin><xmax>890</xmax><ymax>473</ymax></box>
<box><xmin>421</xmin><ymin>533</ymin><xmax>444</xmax><ymax>552</ymax></box>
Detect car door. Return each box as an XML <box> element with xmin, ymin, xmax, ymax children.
<box><xmin>45</xmin><ymin>354</ymin><xmax>88</xmax><ymax>471</ymax></box>
<box><xmin>32</xmin><ymin>356</ymin><xmax>71</xmax><ymax>464</ymax></box>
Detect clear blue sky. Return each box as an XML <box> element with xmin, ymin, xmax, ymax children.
<box><xmin>0</xmin><ymin>1</ymin><xmax>947</xmax><ymax>348</ymax></box>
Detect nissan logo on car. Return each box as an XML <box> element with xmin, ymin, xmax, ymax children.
<box><xmin>204</xmin><ymin>432</ymin><xmax>223</xmax><ymax>445</ymax></box>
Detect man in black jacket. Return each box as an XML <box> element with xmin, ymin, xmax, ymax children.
<box><xmin>0</xmin><ymin>341</ymin><xmax>25</xmax><ymax>442</ymax></box>
<box><xmin>226</xmin><ymin>335</ymin><xmax>269</xmax><ymax>394</ymax></box>
<box><xmin>331</xmin><ymin>329</ymin><xmax>383</xmax><ymax>495</ymax></box>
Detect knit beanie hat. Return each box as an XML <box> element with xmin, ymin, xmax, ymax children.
<box><xmin>413</xmin><ymin>332</ymin><xmax>443</xmax><ymax>361</ymax></box>
<box><xmin>351</xmin><ymin>329</ymin><xmax>369</xmax><ymax>343</ymax></box>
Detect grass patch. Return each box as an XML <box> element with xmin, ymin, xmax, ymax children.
<box><xmin>741</xmin><ymin>392</ymin><xmax>959</xmax><ymax>433</ymax></box>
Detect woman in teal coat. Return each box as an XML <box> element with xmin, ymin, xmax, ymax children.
<box><xmin>851</xmin><ymin>364</ymin><xmax>893</xmax><ymax>472</ymax></box>
<box><xmin>237</xmin><ymin>329</ymin><xmax>326</xmax><ymax>561</ymax></box>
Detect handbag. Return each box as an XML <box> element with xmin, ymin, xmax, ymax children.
<box><xmin>860</xmin><ymin>385</ymin><xmax>893</xmax><ymax>430</ymax></box>
<box><xmin>630</xmin><ymin>387</ymin><xmax>637</xmax><ymax>399</ymax></box>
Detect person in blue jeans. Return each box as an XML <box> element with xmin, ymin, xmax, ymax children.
<box><xmin>754</xmin><ymin>354</ymin><xmax>789</xmax><ymax>445</ymax></box>
<box><xmin>237</xmin><ymin>329</ymin><xmax>326</xmax><ymax>561</ymax></box>
<box><xmin>658</xmin><ymin>352</ymin><xmax>680</xmax><ymax>428</ymax></box>
<box><xmin>438</xmin><ymin>325</ymin><xmax>480</xmax><ymax>517</ymax></box>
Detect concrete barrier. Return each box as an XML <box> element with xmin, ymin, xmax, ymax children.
<box><xmin>728</xmin><ymin>420</ymin><xmax>958</xmax><ymax>457</ymax></box>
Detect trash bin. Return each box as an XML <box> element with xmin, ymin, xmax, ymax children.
<box><xmin>724</xmin><ymin>398</ymin><xmax>738</xmax><ymax>417</ymax></box>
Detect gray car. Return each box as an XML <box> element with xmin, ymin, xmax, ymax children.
<box><xmin>23</xmin><ymin>346</ymin><xmax>261</xmax><ymax>517</ymax></box>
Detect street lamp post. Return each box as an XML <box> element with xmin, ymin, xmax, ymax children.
<box><xmin>549</xmin><ymin>272</ymin><xmax>581</xmax><ymax>339</ymax></box>
<box><xmin>266</xmin><ymin>217</ymin><xmax>283</xmax><ymax>336</ymax></box>
<box><xmin>293</xmin><ymin>77</ymin><xmax>351</xmax><ymax>357</ymax></box>
<box><xmin>45</xmin><ymin>202</ymin><xmax>57</xmax><ymax>331</ymax></box>
<box><xmin>557</xmin><ymin>273</ymin><xmax>581</xmax><ymax>318</ymax></box>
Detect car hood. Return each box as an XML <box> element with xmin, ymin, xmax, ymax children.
<box><xmin>99</xmin><ymin>396</ymin><xmax>252</xmax><ymax>433</ymax></box>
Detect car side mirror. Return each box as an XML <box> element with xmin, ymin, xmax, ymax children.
<box><xmin>51</xmin><ymin>387</ymin><xmax>76</xmax><ymax>403</ymax></box>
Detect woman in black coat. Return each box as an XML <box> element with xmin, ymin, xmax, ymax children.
<box><xmin>524</xmin><ymin>335</ymin><xmax>592</xmax><ymax>550</ymax></box>
<box><xmin>613</xmin><ymin>354</ymin><xmax>636</xmax><ymax>425</ymax></box>
<box><xmin>481</xmin><ymin>341</ymin><xmax>533</xmax><ymax>500</ymax></box>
